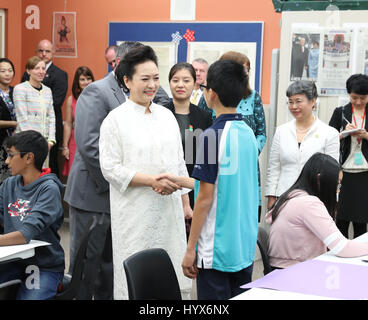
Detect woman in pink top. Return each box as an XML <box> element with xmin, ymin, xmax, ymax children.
<box><xmin>62</xmin><ymin>66</ymin><xmax>94</xmax><ymax>176</ymax></box>
<box><xmin>266</xmin><ymin>152</ymin><xmax>368</xmax><ymax>269</ymax></box>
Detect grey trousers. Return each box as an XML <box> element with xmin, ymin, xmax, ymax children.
<box><xmin>69</xmin><ymin>206</ymin><xmax>113</xmax><ymax>300</ymax></box>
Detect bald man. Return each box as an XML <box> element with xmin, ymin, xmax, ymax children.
<box><xmin>21</xmin><ymin>39</ymin><xmax>68</xmax><ymax>177</ymax></box>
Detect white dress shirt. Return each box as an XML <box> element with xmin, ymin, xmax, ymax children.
<box><xmin>265</xmin><ymin>118</ymin><xmax>340</xmax><ymax>197</ymax></box>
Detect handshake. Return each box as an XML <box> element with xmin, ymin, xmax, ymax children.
<box><xmin>152</xmin><ymin>173</ymin><xmax>194</xmax><ymax>196</ymax></box>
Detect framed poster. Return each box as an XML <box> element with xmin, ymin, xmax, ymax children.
<box><xmin>109</xmin><ymin>22</ymin><xmax>264</xmax><ymax>94</ymax></box>
<box><xmin>52</xmin><ymin>12</ymin><xmax>77</xmax><ymax>58</ymax></box>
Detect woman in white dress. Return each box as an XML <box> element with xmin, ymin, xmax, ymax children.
<box><xmin>99</xmin><ymin>45</ymin><xmax>192</xmax><ymax>300</ymax></box>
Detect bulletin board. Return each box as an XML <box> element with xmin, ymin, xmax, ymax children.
<box><xmin>108</xmin><ymin>22</ymin><xmax>264</xmax><ymax>94</ymax></box>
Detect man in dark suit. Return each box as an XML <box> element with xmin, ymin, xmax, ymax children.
<box><xmin>21</xmin><ymin>39</ymin><xmax>68</xmax><ymax>177</ymax></box>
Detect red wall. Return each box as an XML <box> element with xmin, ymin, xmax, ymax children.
<box><xmin>4</xmin><ymin>0</ymin><xmax>281</xmax><ymax>117</ymax></box>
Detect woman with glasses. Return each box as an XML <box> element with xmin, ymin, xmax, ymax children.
<box><xmin>265</xmin><ymin>80</ymin><xmax>340</xmax><ymax>211</ymax></box>
<box><xmin>165</xmin><ymin>62</ymin><xmax>212</xmax><ymax>239</ymax></box>
<box><xmin>266</xmin><ymin>153</ymin><xmax>368</xmax><ymax>270</ymax></box>
<box><xmin>329</xmin><ymin>74</ymin><xmax>368</xmax><ymax>238</ymax></box>
<box><xmin>99</xmin><ymin>45</ymin><xmax>192</xmax><ymax>300</ymax></box>
<box><xmin>0</xmin><ymin>58</ymin><xmax>17</xmax><ymax>183</ymax></box>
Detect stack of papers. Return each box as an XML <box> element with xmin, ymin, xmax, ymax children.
<box><xmin>0</xmin><ymin>240</ymin><xmax>50</xmax><ymax>263</ymax></box>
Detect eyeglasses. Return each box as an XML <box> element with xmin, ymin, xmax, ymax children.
<box><xmin>6</xmin><ymin>151</ymin><xmax>28</xmax><ymax>159</ymax></box>
<box><xmin>287</xmin><ymin>99</ymin><xmax>306</xmax><ymax>107</ymax></box>
<box><xmin>337</xmin><ymin>182</ymin><xmax>342</xmax><ymax>191</ymax></box>
<box><xmin>200</xmin><ymin>84</ymin><xmax>208</xmax><ymax>90</ymax></box>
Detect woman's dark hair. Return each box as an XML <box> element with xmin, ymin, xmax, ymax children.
<box><xmin>168</xmin><ymin>62</ymin><xmax>196</xmax><ymax>83</ymax></box>
<box><xmin>71</xmin><ymin>66</ymin><xmax>95</xmax><ymax>99</ymax></box>
<box><xmin>0</xmin><ymin>58</ymin><xmax>15</xmax><ymax>75</ymax></box>
<box><xmin>346</xmin><ymin>74</ymin><xmax>368</xmax><ymax>95</ymax></box>
<box><xmin>4</xmin><ymin>130</ymin><xmax>48</xmax><ymax>171</ymax></box>
<box><xmin>271</xmin><ymin>153</ymin><xmax>340</xmax><ymax>223</ymax></box>
<box><xmin>115</xmin><ymin>45</ymin><xmax>158</xmax><ymax>93</ymax></box>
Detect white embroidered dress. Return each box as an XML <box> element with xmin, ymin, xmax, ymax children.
<box><xmin>99</xmin><ymin>99</ymin><xmax>192</xmax><ymax>300</ymax></box>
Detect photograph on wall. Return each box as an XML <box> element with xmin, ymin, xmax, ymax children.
<box><xmin>187</xmin><ymin>42</ymin><xmax>257</xmax><ymax>91</ymax></box>
<box><xmin>354</xmin><ymin>28</ymin><xmax>368</xmax><ymax>76</ymax></box>
<box><xmin>317</xmin><ymin>29</ymin><xmax>353</xmax><ymax>96</ymax></box>
<box><xmin>52</xmin><ymin>12</ymin><xmax>77</xmax><ymax>58</ymax></box>
<box><xmin>290</xmin><ymin>31</ymin><xmax>321</xmax><ymax>82</ymax></box>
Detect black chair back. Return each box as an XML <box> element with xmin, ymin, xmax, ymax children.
<box><xmin>0</xmin><ymin>279</ymin><xmax>21</xmax><ymax>300</ymax></box>
<box><xmin>257</xmin><ymin>226</ymin><xmax>272</xmax><ymax>275</ymax></box>
<box><xmin>55</xmin><ymin>217</ymin><xmax>98</xmax><ymax>300</ymax></box>
<box><xmin>124</xmin><ymin>248</ymin><xmax>182</xmax><ymax>300</ymax></box>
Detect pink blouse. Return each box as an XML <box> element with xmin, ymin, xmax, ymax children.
<box><xmin>266</xmin><ymin>190</ymin><xmax>368</xmax><ymax>268</ymax></box>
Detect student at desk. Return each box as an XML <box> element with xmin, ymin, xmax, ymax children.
<box><xmin>0</xmin><ymin>130</ymin><xmax>64</xmax><ymax>300</ymax></box>
<box><xmin>266</xmin><ymin>153</ymin><xmax>368</xmax><ymax>270</ymax></box>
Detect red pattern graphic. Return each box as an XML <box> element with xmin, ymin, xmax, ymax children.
<box><xmin>183</xmin><ymin>29</ymin><xmax>195</xmax><ymax>43</ymax></box>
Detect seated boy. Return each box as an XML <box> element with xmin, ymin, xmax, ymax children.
<box><xmin>156</xmin><ymin>60</ymin><xmax>259</xmax><ymax>300</ymax></box>
<box><xmin>0</xmin><ymin>130</ymin><xmax>65</xmax><ymax>300</ymax></box>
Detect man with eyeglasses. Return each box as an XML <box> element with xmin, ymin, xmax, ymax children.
<box><xmin>21</xmin><ymin>39</ymin><xmax>68</xmax><ymax>178</ymax></box>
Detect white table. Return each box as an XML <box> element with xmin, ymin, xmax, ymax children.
<box><xmin>233</xmin><ymin>232</ymin><xmax>368</xmax><ymax>300</ymax></box>
<box><xmin>0</xmin><ymin>240</ymin><xmax>50</xmax><ymax>264</ymax></box>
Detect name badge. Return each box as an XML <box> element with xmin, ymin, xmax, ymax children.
<box><xmin>354</xmin><ymin>152</ymin><xmax>363</xmax><ymax>165</ymax></box>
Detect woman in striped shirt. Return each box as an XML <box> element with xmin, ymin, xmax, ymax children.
<box><xmin>13</xmin><ymin>56</ymin><xmax>55</xmax><ymax>152</ymax></box>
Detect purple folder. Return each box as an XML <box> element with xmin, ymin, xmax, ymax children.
<box><xmin>242</xmin><ymin>259</ymin><xmax>368</xmax><ymax>299</ymax></box>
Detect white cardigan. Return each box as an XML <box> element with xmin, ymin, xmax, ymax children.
<box><xmin>265</xmin><ymin>118</ymin><xmax>340</xmax><ymax>197</ymax></box>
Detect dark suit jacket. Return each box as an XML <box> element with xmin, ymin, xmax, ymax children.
<box><xmin>21</xmin><ymin>63</ymin><xmax>68</xmax><ymax>143</ymax></box>
<box><xmin>0</xmin><ymin>87</ymin><xmax>14</xmax><ymax>146</ymax></box>
<box><xmin>329</xmin><ymin>103</ymin><xmax>368</xmax><ymax>164</ymax></box>
<box><xmin>64</xmin><ymin>72</ymin><xmax>126</xmax><ymax>213</ymax></box>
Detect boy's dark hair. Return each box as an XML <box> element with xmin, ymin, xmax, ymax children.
<box><xmin>4</xmin><ymin>130</ymin><xmax>48</xmax><ymax>171</ymax></box>
<box><xmin>206</xmin><ymin>60</ymin><xmax>247</xmax><ymax>108</ymax></box>
<box><xmin>115</xmin><ymin>45</ymin><xmax>158</xmax><ymax>93</ymax></box>
<box><xmin>346</xmin><ymin>74</ymin><xmax>368</xmax><ymax>95</ymax></box>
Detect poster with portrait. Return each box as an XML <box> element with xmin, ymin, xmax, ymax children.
<box><xmin>354</xmin><ymin>28</ymin><xmax>368</xmax><ymax>76</ymax></box>
<box><xmin>52</xmin><ymin>12</ymin><xmax>77</xmax><ymax>58</ymax></box>
<box><xmin>317</xmin><ymin>29</ymin><xmax>353</xmax><ymax>96</ymax></box>
<box><xmin>290</xmin><ymin>30</ymin><xmax>321</xmax><ymax>82</ymax></box>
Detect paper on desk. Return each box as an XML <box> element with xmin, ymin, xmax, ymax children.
<box><xmin>242</xmin><ymin>259</ymin><xmax>368</xmax><ymax>300</ymax></box>
<box><xmin>341</xmin><ymin>128</ymin><xmax>361</xmax><ymax>138</ymax></box>
<box><xmin>0</xmin><ymin>240</ymin><xmax>50</xmax><ymax>262</ymax></box>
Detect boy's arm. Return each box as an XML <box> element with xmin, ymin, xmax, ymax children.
<box><xmin>0</xmin><ymin>231</ymin><xmax>27</xmax><ymax>246</ymax></box>
<box><xmin>182</xmin><ymin>181</ymin><xmax>214</xmax><ymax>279</ymax></box>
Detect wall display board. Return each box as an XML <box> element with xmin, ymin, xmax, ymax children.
<box><xmin>109</xmin><ymin>22</ymin><xmax>263</xmax><ymax>96</ymax></box>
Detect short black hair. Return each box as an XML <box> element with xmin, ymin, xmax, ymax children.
<box><xmin>4</xmin><ymin>130</ymin><xmax>48</xmax><ymax>171</ymax></box>
<box><xmin>206</xmin><ymin>60</ymin><xmax>247</xmax><ymax>108</ymax></box>
<box><xmin>346</xmin><ymin>74</ymin><xmax>368</xmax><ymax>95</ymax></box>
<box><xmin>0</xmin><ymin>58</ymin><xmax>15</xmax><ymax>74</ymax></box>
<box><xmin>115</xmin><ymin>45</ymin><xmax>158</xmax><ymax>93</ymax></box>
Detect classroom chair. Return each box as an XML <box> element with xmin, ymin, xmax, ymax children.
<box><xmin>0</xmin><ymin>279</ymin><xmax>21</xmax><ymax>300</ymax></box>
<box><xmin>123</xmin><ymin>248</ymin><xmax>182</xmax><ymax>300</ymax></box>
<box><xmin>257</xmin><ymin>226</ymin><xmax>272</xmax><ymax>275</ymax></box>
<box><xmin>55</xmin><ymin>217</ymin><xmax>98</xmax><ymax>300</ymax></box>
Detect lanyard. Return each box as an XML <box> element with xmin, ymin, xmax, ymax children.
<box><xmin>352</xmin><ymin>106</ymin><xmax>366</xmax><ymax>145</ymax></box>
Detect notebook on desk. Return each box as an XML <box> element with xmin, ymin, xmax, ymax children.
<box><xmin>0</xmin><ymin>240</ymin><xmax>50</xmax><ymax>263</ymax></box>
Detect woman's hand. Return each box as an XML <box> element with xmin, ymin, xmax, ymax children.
<box><xmin>267</xmin><ymin>196</ymin><xmax>277</xmax><ymax>210</ymax></box>
<box><xmin>152</xmin><ymin>176</ymin><xmax>181</xmax><ymax>195</ymax></box>
<box><xmin>62</xmin><ymin>147</ymin><xmax>69</xmax><ymax>160</ymax></box>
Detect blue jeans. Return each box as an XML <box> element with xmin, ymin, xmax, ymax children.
<box><xmin>0</xmin><ymin>262</ymin><xmax>63</xmax><ymax>300</ymax></box>
<box><xmin>196</xmin><ymin>263</ymin><xmax>253</xmax><ymax>300</ymax></box>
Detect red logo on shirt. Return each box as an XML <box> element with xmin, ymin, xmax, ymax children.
<box><xmin>8</xmin><ymin>199</ymin><xmax>32</xmax><ymax>221</ymax></box>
